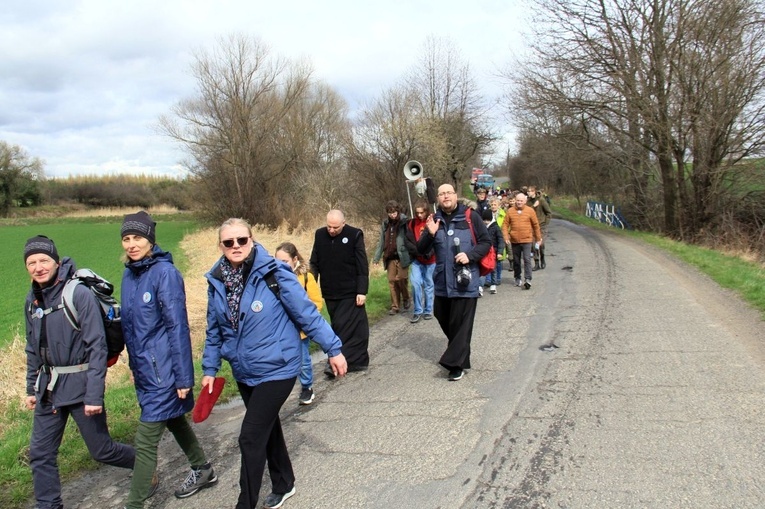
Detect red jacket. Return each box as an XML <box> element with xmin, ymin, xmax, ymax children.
<box><xmin>405</xmin><ymin>217</ymin><xmax>436</xmax><ymax>265</ymax></box>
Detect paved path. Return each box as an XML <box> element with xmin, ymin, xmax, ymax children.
<box><xmin>54</xmin><ymin>219</ymin><xmax>765</xmax><ymax>508</ymax></box>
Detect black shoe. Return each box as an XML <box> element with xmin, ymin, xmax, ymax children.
<box><xmin>347</xmin><ymin>364</ymin><xmax>368</xmax><ymax>373</ymax></box>
<box><xmin>323</xmin><ymin>364</ymin><xmax>336</xmax><ymax>378</ymax></box>
<box><xmin>410</xmin><ymin>314</ymin><xmax>421</xmax><ymax>323</ymax></box>
<box><xmin>448</xmin><ymin>369</ymin><xmax>463</xmax><ymax>381</ymax></box>
<box><xmin>541</xmin><ymin>258</ymin><xmax>546</xmax><ymax>269</ymax></box>
<box><xmin>532</xmin><ymin>262</ymin><xmax>540</xmax><ymax>271</ymax></box>
<box><xmin>403</xmin><ymin>299</ymin><xmax>411</xmax><ymax>310</ymax></box>
<box><xmin>422</xmin><ymin>314</ymin><xmax>433</xmax><ymax>320</ymax></box>
<box><xmin>299</xmin><ymin>387</ymin><xmax>314</xmax><ymax>405</ymax></box>
<box><xmin>523</xmin><ymin>281</ymin><xmax>531</xmax><ymax>290</ymax></box>
<box><xmin>264</xmin><ymin>486</ymin><xmax>296</xmax><ymax>508</ymax></box>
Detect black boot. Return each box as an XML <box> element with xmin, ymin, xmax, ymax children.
<box><xmin>540</xmin><ymin>253</ymin><xmax>546</xmax><ymax>269</ymax></box>
<box><xmin>532</xmin><ymin>261</ymin><xmax>540</xmax><ymax>271</ymax></box>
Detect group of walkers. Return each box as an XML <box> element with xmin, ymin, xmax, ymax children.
<box><xmin>370</xmin><ymin>182</ymin><xmax>550</xmax><ymax>380</ymax></box>
<box><xmin>20</xmin><ymin>181</ymin><xmax>551</xmax><ymax>508</ymax></box>
<box><xmin>22</xmin><ymin>211</ymin><xmax>362</xmax><ymax>509</ymax></box>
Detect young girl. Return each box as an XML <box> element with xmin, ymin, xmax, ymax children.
<box><xmin>275</xmin><ymin>242</ymin><xmax>323</xmax><ymax>405</ymax></box>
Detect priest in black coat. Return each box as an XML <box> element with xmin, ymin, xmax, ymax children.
<box><xmin>309</xmin><ymin>209</ymin><xmax>370</xmax><ymax>372</ymax></box>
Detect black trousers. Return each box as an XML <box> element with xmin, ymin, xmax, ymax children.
<box><xmin>236</xmin><ymin>378</ymin><xmax>296</xmax><ymax>509</ymax></box>
<box><xmin>434</xmin><ymin>296</ymin><xmax>478</xmax><ymax>371</ymax></box>
<box><xmin>326</xmin><ymin>298</ymin><xmax>370</xmax><ymax>369</ymax></box>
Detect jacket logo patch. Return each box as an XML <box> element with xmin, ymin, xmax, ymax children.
<box><xmin>143</xmin><ymin>292</ymin><xmax>152</xmax><ymax>303</ymax></box>
<box><xmin>251</xmin><ymin>300</ymin><xmax>264</xmax><ymax>312</ymax></box>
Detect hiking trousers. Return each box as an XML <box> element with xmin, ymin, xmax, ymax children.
<box><xmin>125</xmin><ymin>416</ymin><xmax>207</xmax><ymax>508</ymax></box>
<box><xmin>30</xmin><ymin>400</ymin><xmax>135</xmax><ymax>509</ymax></box>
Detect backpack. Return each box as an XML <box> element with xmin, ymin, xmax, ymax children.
<box><xmin>48</xmin><ymin>269</ymin><xmax>125</xmax><ymax>367</ymax></box>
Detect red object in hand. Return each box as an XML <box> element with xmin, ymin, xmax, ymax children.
<box><xmin>192</xmin><ymin>377</ymin><xmax>226</xmax><ymax>423</ymax></box>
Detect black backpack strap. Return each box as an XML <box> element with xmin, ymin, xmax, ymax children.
<box><xmin>264</xmin><ymin>270</ymin><xmax>280</xmax><ymax>299</ymax></box>
<box><xmin>257</xmin><ymin>259</ymin><xmax>281</xmax><ymax>300</ymax></box>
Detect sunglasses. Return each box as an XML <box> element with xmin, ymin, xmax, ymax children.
<box><xmin>221</xmin><ymin>237</ymin><xmax>250</xmax><ymax>248</ymax></box>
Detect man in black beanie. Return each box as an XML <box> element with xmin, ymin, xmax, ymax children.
<box><xmin>23</xmin><ymin>235</ymin><xmax>60</xmax><ymax>265</ymax></box>
<box><xmin>23</xmin><ymin>235</ymin><xmax>136</xmax><ymax>509</ymax></box>
<box><xmin>121</xmin><ymin>210</ymin><xmax>156</xmax><ymax>244</ymax></box>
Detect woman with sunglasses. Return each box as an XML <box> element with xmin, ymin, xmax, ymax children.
<box><xmin>120</xmin><ymin>211</ymin><xmax>216</xmax><ymax>508</ymax></box>
<box><xmin>201</xmin><ymin>218</ymin><xmax>347</xmax><ymax>509</ymax></box>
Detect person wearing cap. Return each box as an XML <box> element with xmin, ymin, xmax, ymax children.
<box><xmin>474</xmin><ymin>187</ymin><xmax>490</xmax><ymax>216</ymax></box>
<box><xmin>119</xmin><ymin>211</ymin><xmax>216</xmax><ymax>508</ymax></box>
<box><xmin>23</xmin><ymin>235</ymin><xmax>136</xmax><ymax>509</ymax></box>
<box><xmin>202</xmin><ymin>218</ymin><xmax>347</xmax><ymax>509</ymax></box>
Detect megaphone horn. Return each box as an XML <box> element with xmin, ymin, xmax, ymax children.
<box><xmin>403</xmin><ymin>160</ymin><xmax>423</xmax><ymax>181</ymax></box>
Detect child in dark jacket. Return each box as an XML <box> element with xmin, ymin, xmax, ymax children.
<box><xmin>481</xmin><ymin>208</ymin><xmax>506</xmax><ymax>294</ymax></box>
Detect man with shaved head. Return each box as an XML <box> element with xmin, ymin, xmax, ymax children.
<box><xmin>310</xmin><ymin>209</ymin><xmax>370</xmax><ymax>374</ymax></box>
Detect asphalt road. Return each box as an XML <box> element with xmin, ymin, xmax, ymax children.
<box><xmin>54</xmin><ymin>219</ymin><xmax>765</xmax><ymax>509</ymax></box>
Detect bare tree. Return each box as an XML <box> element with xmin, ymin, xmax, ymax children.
<box><xmin>406</xmin><ymin>36</ymin><xmax>497</xmax><ymax>186</ymax></box>
<box><xmin>507</xmin><ymin>0</ymin><xmax>765</xmax><ymax>238</ymax></box>
<box><xmin>158</xmin><ymin>34</ymin><xmax>316</xmax><ymax>226</ymax></box>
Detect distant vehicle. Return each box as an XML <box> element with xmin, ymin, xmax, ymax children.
<box><xmin>475</xmin><ymin>174</ymin><xmax>495</xmax><ymax>191</ymax></box>
<box><xmin>470</xmin><ymin>168</ymin><xmax>484</xmax><ymax>184</ymax></box>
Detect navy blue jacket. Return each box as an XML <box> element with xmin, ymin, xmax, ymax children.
<box><xmin>417</xmin><ymin>204</ymin><xmax>491</xmax><ymax>298</ymax></box>
<box><xmin>121</xmin><ymin>246</ymin><xmax>195</xmax><ymax>422</ymax></box>
<box><xmin>203</xmin><ymin>244</ymin><xmax>343</xmax><ymax>387</ymax></box>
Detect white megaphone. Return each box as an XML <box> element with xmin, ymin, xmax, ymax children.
<box><xmin>403</xmin><ymin>160</ymin><xmax>424</xmax><ymax>181</ymax></box>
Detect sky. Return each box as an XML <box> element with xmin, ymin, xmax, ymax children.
<box><xmin>0</xmin><ymin>0</ymin><xmax>529</xmax><ymax>178</ymax></box>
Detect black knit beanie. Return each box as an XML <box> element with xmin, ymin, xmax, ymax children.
<box><xmin>24</xmin><ymin>235</ymin><xmax>59</xmax><ymax>263</ymax></box>
<box><xmin>121</xmin><ymin>211</ymin><xmax>156</xmax><ymax>244</ymax></box>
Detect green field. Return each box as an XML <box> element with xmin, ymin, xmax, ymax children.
<box><xmin>0</xmin><ymin>216</ymin><xmax>199</xmax><ymax>347</ymax></box>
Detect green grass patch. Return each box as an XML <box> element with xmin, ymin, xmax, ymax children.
<box><xmin>0</xmin><ymin>216</ymin><xmax>198</xmax><ymax>348</ymax></box>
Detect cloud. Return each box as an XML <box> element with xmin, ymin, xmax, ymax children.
<box><xmin>0</xmin><ymin>0</ymin><xmax>528</xmax><ymax>177</ymax></box>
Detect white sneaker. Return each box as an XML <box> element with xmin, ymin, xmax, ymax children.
<box><xmin>489</xmin><ymin>285</ymin><xmax>497</xmax><ymax>294</ymax></box>
<box><xmin>478</xmin><ymin>286</ymin><xmax>484</xmax><ymax>297</ymax></box>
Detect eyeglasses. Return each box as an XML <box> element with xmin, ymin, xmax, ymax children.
<box><xmin>221</xmin><ymin>237</ymin><xmax>250</xmax><ymax>248</ymax></box>
<box><xmin>437</xmin><ymin>191</ymin><xmax>456</xmax><ymax>197</ymax></box>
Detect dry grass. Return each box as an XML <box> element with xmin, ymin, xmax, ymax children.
<box><xmin>63</xmin><ymin>205</ymin><xmax>181</xmax><ymax>218</ymax></box>
<box><xmin>0</xmin><ymin>332</ymin><xmax>28</xmax><ymax>425</ymax></box>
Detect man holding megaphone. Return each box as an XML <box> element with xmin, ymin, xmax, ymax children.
<box><xmin>416</xmin><ymin>184</ymin><xmax>491</xmax><ymax>382</ymax></box>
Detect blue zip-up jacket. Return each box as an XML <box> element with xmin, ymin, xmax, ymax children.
<box><xmin>202</xmin><ymin>243</ymin><xmax>343</xmax><ymax>387</ymax></box>
<box><xmin>121</xmin><ymin>245</ymin><xmax>195</xmax><ymax>422</ymax></box>
<box><xmin>417</xmin><ymin>204</ymin><xmax>491</xmax><ymax>298</ymax></box>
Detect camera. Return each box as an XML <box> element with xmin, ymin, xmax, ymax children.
<box><xmin>456</xmin><ymin>266</ymin><xmax>472</xmax><ymax>287</ymax></box>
